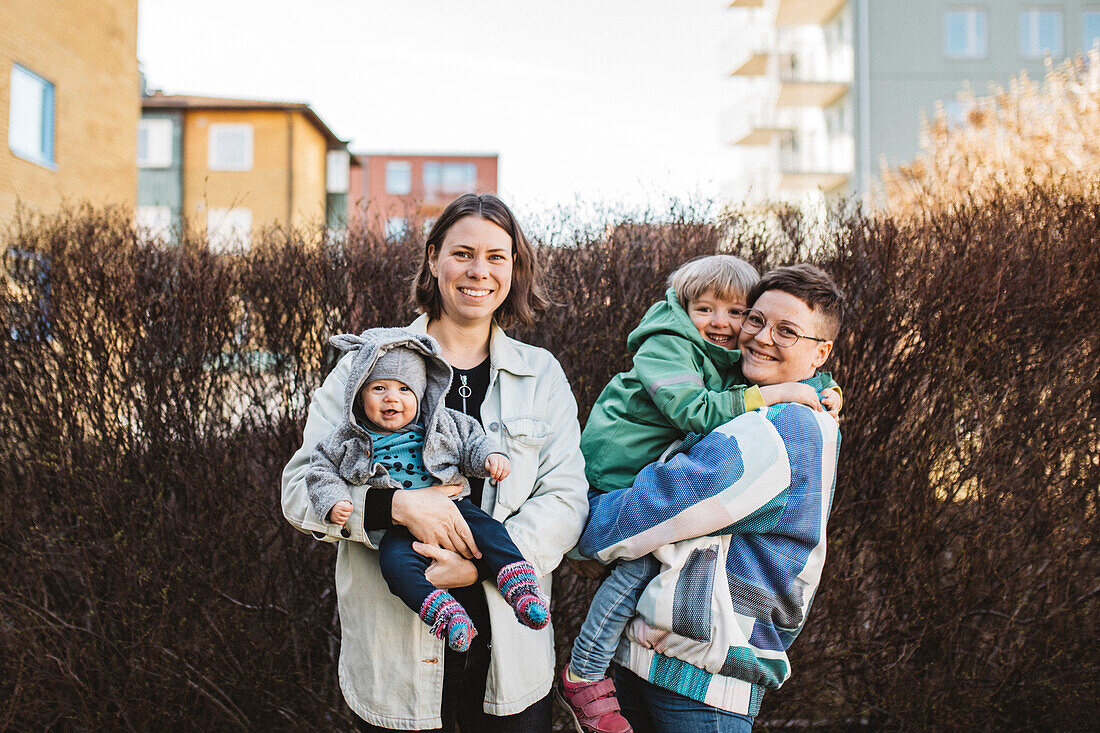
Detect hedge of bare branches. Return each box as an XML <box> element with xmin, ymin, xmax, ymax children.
<box><xmin>1</xmin><ymin>187</ymin><xmax>1097</xmax><ymax>731</ymax></box>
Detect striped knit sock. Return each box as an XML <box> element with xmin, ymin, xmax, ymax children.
<box><xmin>419</xmin><ymin>589</ymin><xmax>477</xmax><ymax>652</ymax></box>
<box><xmin>497</xmin><ymin>561</ymin><xmax>550</xmax><ymax>630</ymax></box>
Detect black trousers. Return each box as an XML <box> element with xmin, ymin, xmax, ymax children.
<box><xmin>359</xmin><ymin>498</ymin><xmax>552</xmax><ymax>732</ymax></box>
<box><xmin>377</xmin><ymin>498</ymin><xmax>527</xmax><ymax>615</ymax></box>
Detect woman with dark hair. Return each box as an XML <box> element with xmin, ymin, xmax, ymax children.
<box><xmin>282</xmin><ymin>193</ymin><xmax>588</xmax><ymax>732</ymax></box>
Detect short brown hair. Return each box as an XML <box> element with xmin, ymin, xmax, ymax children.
<box><xmin>411</xmin><ymin>193</ymin><xmax>548</xmax><ymax>330</ymax></box>
<box><xmin>748</xmin><ymin>264</ymin><xmax>845</xmax><ymax>340</ymax></box>
<box><xmin>667</xmin><ymin>255</ymin><xmax>760</xmax><ymax>309</ymax></box>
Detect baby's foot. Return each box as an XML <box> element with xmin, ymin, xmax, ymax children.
<box><xmin>420</xmin><ymin>589</ymin><xmax>477</xmax><ymax>652</ymax></box>
<box><xmin>497</xmin><ymin>561</ymin><xmax>550</xmax><ymax>630</ymax></box>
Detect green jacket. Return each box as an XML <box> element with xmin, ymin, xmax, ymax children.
<box><xmin>581</xmin><ymin>287</ymin><xmax>767</xmax><ymax>493</ymax></box>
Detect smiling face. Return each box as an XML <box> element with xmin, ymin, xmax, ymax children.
<box><xmin>687</xmin><ymin>290</ymin><xmax>747</xmax><ymax>349</ymax></box>
<box><xmin>427</xmin><ymin>215</ymin><xmax>514</xmax><ymax>329</ymax></box>
<box><xmin>738</xmin><ymin>289</ymin><xmax>833</xmax><ymax>386</ymax></box>
<box><xmin>360</xmin><ymin>379</ymin><xmax>418</xmax><ymax>432</ymax></box>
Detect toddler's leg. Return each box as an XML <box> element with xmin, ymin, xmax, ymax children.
<box><xmin>454</xmin><ymin>499</ymin><xmax>550</xmax><ymax>630</ymax></box>
<box><xmin>557</xmin><ymin>554</ymin><xmax>660</xmax><ymax>733</ymax></box>
<box><xmin>378</xmin><ymin>527</ymin><xmax>477</xmax><ymax>652</ymax></box>
<box><xmin>570</xmin><ymin>554</ymin><xmax>661</xmax><ymax>680</ymax></box>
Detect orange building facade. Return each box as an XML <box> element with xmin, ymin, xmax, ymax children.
<box><xmin>139</xmin><ymin>94</ymin><xmax>347</xmax><ymax>246</ymax></box>
<box><xmin>1</xmin><ymin>0</ymin><xmax>139</xmax><ymax>223</ymax></box>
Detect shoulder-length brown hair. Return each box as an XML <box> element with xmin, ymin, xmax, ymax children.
<box><xmin>411</xmin><ymin>193</ymin><xmax>548</xmax><ymax>330</ymax></box>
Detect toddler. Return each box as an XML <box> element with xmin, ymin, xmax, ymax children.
<box><xmin>306</xmin><ymin>327</ymin><xmax>549</xmax><ymax>652</ymax></box>
<box><xmin>558</xmin><ymin>256</ymin><xmax>840</xmax><ymax>733</ymax></box>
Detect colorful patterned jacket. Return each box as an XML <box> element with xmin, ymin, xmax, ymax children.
<box><xmin>578</xmin><ymin>391</ymin><xmax>841</xmax><ymax>716</ymax></box>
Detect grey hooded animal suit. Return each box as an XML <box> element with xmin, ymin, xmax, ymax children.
<box><xmin>306</xmin><ymin>327</ymin><xmax>501</xmax><ymax>524</ymax></box>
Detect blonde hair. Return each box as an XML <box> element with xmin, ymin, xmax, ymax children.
<box><xmin>667</xmin><ymin>255</ymin><xmax>760</xmax><ymax>308</ymax></box>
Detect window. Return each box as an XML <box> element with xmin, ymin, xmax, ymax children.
<box><xmin>137</xmin><ymin>118</ymin><xmax>173</xmax><ymax>168</ymax></box>
<box><xmin>207</xmin><ymin>207</ymin><xmax>252</xmax><ymax>250</ymax></box>
<box><xmin>208</xmin><ymin>124</ymin><xmax>253</xmax><ymax>171</ymax></box>
<box><xmin>1020</xmin><ymin>9</ymin><xmax>1063</xmax><ymax>58</ymax></box>
<box><xmin>385</xmin><ymin>161</ymin><xmax>411</xmax><ymax>194</ymax></box>
<box><xmin>423</xmin><ymin>162</ymin><xmax>477</xmax><ymax>197</ymax></box>
<box><xmin>136</xmin><ymin>206</ymin><xmax>173</xmax><ymax>238</ymax></box>
<box><xmin>944</xmin><ymin>9</ymin><xmax>988</xmax><ymax>58</ymax></box>
<box><xmin>385</xmin><ymin>217</ymin><xmax>408</xmax><ymax>241</ymax></box>
<box><xmin>4</xmin><ymin>248</ymin><xmax>50</xmax><ymax>342</ymax></box>
<box><xmin>9</xmin><ymin>64</ymin><xmax>55</xmax><ymax>168</ymax></box>
<box><xmin>942</xmin><ymin>100</ymin><xmax>973</xmax><ymax>129</ymax></box>
<box><xmin>1085</xmin><ymin>11</ymin><xmax>1100</xmax><ymax>51</ymax></box>
<box><xmin>326</xmin><ymin>150</ymin><xmax>349</xmax><ymax>193</ymax></box>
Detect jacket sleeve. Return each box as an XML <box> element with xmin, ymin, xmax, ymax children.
<box><xmin>305</xmin><ymin>427</ymin><xmax>356</xmax><ymax>525</ymax></box>
<box><xmin>631</xmin><ymin>334</ymin><xmax>757</xmax><ymax>434</ymax></box>
<box><xmin>500</xmin><ymin>365</ymin><xmax>589</xmax><ymax>578</ymax></box>
<box><xmin>446</xmin><ymin>409</ymin><xmax>497</xmax><ymax>479</ymax></box>
<box><xmin>577</xmin><ymin>409</ymin><xmax>799</xmax><ymax>563</ymax></box>
<box><xmin>281</xmin><ymin>352</ymin><xmax>380</xmax><ymax>548</ymax></box>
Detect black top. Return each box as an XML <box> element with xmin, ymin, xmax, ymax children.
<box><xmin>446</xmin><ymin>357</ymin><xmax>491</xmax><ymax>506</ymax></box>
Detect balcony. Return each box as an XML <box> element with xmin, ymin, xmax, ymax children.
<box><xmin>777</xmin><ymin>132</ymin><xmax>853</xmax><ymax>193</ymax></box>
<box><xmin>775</xmin><ymin>0</ymin><xmax>847</xmax><ymax>27</ymax></box>
<box><xmin>775</xmin><ymin>50</ymin><xmax>851</xmax><ymax>107</ymax></box>
<box><xmin>777</xmin><ymin>81</ymin><xmax>848</xmax><ymax>107</ymax></box>
<box><xmin>731</xmin><ymin>50</ymin><xmax>770</xmax><ymax>76</ymax></box>
<box><xmin>726</xmin><ymin>108</ymin><xmax>793</xmax><ymax>146</ymax></box>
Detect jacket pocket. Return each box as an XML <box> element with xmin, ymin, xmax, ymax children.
<box><xmin>494</xmin><ymin>416</ymin><xmax>550</xmax><ymax>513</ymax></box>
<box><xmin>500</xmin><ymin>416</ymin><xmax>549</xmax><ymax>447</ymax></box>
<box><xmin>672</xmin><ymin>544</ymin><xmax>719</xmax><ymax>642</ymax></box>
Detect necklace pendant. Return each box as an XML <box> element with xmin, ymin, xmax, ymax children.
<box><xmin>459</xmin><ymin>374</ymin><xmax>472</xmax><ymax>413</ymax></box>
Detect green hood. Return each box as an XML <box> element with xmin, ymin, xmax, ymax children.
<box><xmin>626</xmin><ymin>287</ymin><xmax>742</xmax><ymax>369</ymax></box>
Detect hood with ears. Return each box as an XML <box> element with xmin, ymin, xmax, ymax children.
<box><xmin>330</xmin><ymin>327</ymin><xmax>454</xmax><ymax>437</ymax></box>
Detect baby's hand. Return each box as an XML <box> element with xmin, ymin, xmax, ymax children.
<box><xmin>759</xmin><ymin>382</ymin><xmax>823</xmax><ymax>411</ymax></box>
<box><xmin>329</xmin><ymin>500</ymin><xmax>353</xmax><ymax>525</ymax></box>
<box><xmin>485</xmin><ymin>453</ymin><xmax>511</xmax><ymax>482</ymax></box>
<box><xmin>819</xmin><ymin>388</ymin><xmax>842</xmax><ymax>419</ymax></box>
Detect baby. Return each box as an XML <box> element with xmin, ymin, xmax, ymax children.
<box><xmin>306</xmin><ymin>327</ymin><xmax>549</xmax><ymax>652</ymax></box>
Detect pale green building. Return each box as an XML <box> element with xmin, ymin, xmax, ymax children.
<box><xmin>726</xmin><ymin>0</ymin><xmax>1100</xmax><ymax>203</ymax></box>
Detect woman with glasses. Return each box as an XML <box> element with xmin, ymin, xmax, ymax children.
<box><xmin>560</xmin><ymin>257</ymin><xmax>839</xmax><ymax>733</ymax></box>
<box><xmin>576</xmin><ymin>264</ymin><xmax>847</xmax><ymax>733</ymax></box>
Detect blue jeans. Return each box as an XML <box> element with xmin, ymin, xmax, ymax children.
<box><xmin>378</xmin><ymin>497</ymin><xmax>526</xmax><ymax>614</ymax></box>
<box><xmin>569</xmin><ymin>554</ymin><xmax>661</xmax><ymax>679</ymax></box>
<box><xmin>612</xmin><ymin>665</ymin><xmax>754</xmax><ymax>733</ymax></box>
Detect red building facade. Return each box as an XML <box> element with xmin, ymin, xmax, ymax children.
<box><xmin>348</xmin><ymin>153</ymin><xmax>498</xmax><ymax>238</ymax></box>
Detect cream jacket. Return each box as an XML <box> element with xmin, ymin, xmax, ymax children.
<box><xmin>281</xmin><ymin>315</ymin><xmax>588</xmax><ymax>729</ymax></box>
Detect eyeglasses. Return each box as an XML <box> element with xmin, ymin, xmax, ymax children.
<box><xmin>740</xmin><ymin>309</ymin><xmax>829</xmax><ymax>348</ymax></box>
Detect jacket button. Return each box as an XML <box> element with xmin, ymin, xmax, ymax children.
<box><xmin>489</xmin><ymin>422</ymin><xmax>499</xmax><ymax>432</ymax></box>
<box><xmin>422</xmin><ymin>657</ymin><xmax>439</xmax><ymax>664</ymax></box>
<box><xmin>340</xmin><ymin>527</ymin><xmax>351</xmax><ymax>538</ymax></box>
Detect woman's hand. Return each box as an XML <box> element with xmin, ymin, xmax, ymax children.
<box><xmin>413</xmin><ymin>542</ymin><xmax>480</xmax><ymax>589</ymax></box>
<box><xmin>391</xmin><ymin>485</ymin><xmax>482</xmax><ymax>559</ymax></box>
<box><xmin>819</xmin><ymin>387</ymin><xmax>842</xmax><ymax>419</ymax></box>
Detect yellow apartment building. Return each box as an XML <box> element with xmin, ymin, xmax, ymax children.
<box><xmin>139</xmin><ymin>94</ymin><xmax>348</xmax><ymax>246</ymax></box>
<box><xmin>0</xmin><ymin>0</ymin><xmax>139</xmax><ymax>224</ymax></box>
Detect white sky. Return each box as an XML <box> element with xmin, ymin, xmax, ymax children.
<box><xmin>137</xmin><ymin>0</ymin><xmax>744</xmax><ymax>214</ymax></box>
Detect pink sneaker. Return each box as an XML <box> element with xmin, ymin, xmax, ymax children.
<box><xmin>554</xmin><ymin>667</ymin><xmax>632</xmax><ymax>733</ymax></box>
